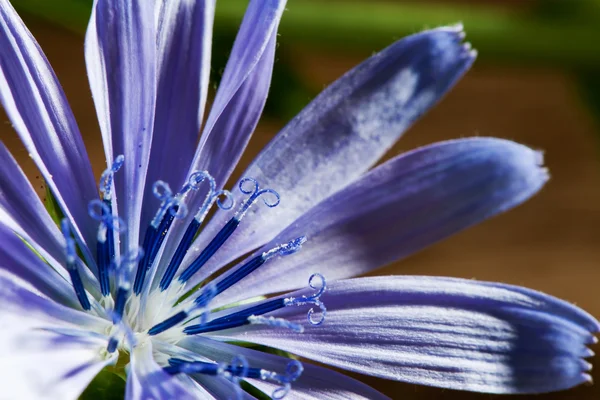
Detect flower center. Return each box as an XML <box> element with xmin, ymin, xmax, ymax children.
<box><xmin>58</xmin><ymin>155</ymin><xmax>327</xmax><ymax>397</ymax></box>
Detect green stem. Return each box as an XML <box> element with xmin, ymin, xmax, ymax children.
<box><xmin>15</xmin><ymin>0</ymin><xmax>600</xmax><ymax>69</ymax></box>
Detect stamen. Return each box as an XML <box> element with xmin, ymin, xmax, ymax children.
<box><xmin>284</xmin><ymin>273</ymin><xmax>327</xmax><ymax>326</ymax></box>
<box><xmin>99</xmin><ymin>155</ymin><xmax>124</xmax><ymax>201</ymax></box>
<box><xmin>193</xmin><ymin>236</ymin><xmax>306</xmax><ymax>306</ymax></box>
<box><xmin>88</xmin><ymin>199</ymin><xmax>126</xmax><ymax>296</ymax></box>
<box><xmin>148</xmin><ymin>283</ymin><xmax>217</xmax><ymax>336</ymax></box>
<box><xmin>112</xmin><ymin>248</ymin><xmax>144</xmax><ymax>324</ymax></box>
<box><xmin>184</xmin><ymin>274</ymin><xmax>326</xmax><ymax>335</ymax></box>
<box><xmin>177</xmin><ymin>178</ymin><xmax>280</xmax><ymax>286</ymax></box>
<box><xmin>133</xmin><ymin>202</ymin><xmax>178</xmax><ymax>295</ymax></box>
<box><xmin>159</xmin><ymin>174</ymin><xmax>234</xmax><ymax>291</ymax></box>
<box><xmin>106</xmin><ymin>316</ymin><xmax>137</xmax><ymax>353</ymax></box>
<box><xmin>133</xmin><ymin>173</ymin><xmax>209</xmax><ymax>295</ymax></box>
<box><xmin>61</xmin><ymin>219</ymin><xmax>90</xmax><ymax>310</ymax></box>
<box><xmin>183</xmin><ymin>298</ymin><xmax>287</xmax><ymax>335</ymax></box>
<box><xmin>165</xmin><ymin>356</ymin><xmax>303</xmax><ymax>400</ymax></box>
<box><xmin>107</xmin><ymin>337</ymin><xmax>119</xmax><ymax>353</ymax></box>
<box><xmin>93</xmin><ymin>155</ymin><xmax>126</xmax><ymax>297</ymax></box>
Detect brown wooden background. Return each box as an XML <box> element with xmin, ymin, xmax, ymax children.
<box><xmin>3</xmin><ymin>14</ymin><xmax>600</xmax><ymax>400</ymax></box>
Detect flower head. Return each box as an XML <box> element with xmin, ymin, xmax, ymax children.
<box><xmin>0</xmin><ymin>0</ymin><xmax>597</xmax><ymax>399</ymax></box>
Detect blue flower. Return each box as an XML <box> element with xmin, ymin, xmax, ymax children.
<box><xmin>0</xmin><ymin>0</ymin><xmax>597</xmax><ymax>399</ymax></box>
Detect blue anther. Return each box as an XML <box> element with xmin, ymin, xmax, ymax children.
<box><xmin>147</xmin><ymin>311</ymin><xmax>188</xmax><ymax>336</ymax></box>
<box><xmin>193</xmin><ymin>236</ymin><xmax>306</xmax><ymax>305</ymax></box>
<box><xmin>284</xmin><ymin>273</ymin><xmax>327</xmax><ymax>325</ymax></box>
<box><xmin>183</xmin><ymin>298</ymin><xmax>286</xmax><ymax>335</ymax></box>
<box><xmin>160</xmin><ymin>188</ymin><xmax>234</xmax><ymax>291</ymax></box>
<box><xmin>112</xmin><ymin>248</ymin><xmax>144</xmax><ymax>322</ymax></box>
<box><xmin>99</xmin><ymin>155</ymin><xmax>124</xmax><ymax>201</ymax></box>
<box><xmin>89</xmin><ymin>199</ymin><xmax>126</xmax><ymax>296</ymax></box>
<box><xmin>150</xmin><ymin>174</ymin><xmax>206</xmax><ymax>230</ymax></box>
<box><xmin>159</xmin><ymin>218</ymin><xmax>200</xmax><ymax>291</ymax></box>
<box><xmin>164</xmin><ymin>357</ymin><xmax>302</xmax><ymax>400</ymax></box>
<box><xmin>165</xmin><ymin>358</ymin><xmax>224</xmax><ymax>376</ymax></box>
<box><xmin>194</xmin><ymin>255</ymin><xmax>263</xmax><ymax>305</ymax></box>
<box><xmin>177</xmin><ymin>218</ymin><xmax>239</xmax><ymax>284</ymax></box>
<box><xmin>174</xmin><ymin>178</ymin><xmax>278</xmax><ymax>286</ymax></box>
<box><xmin>61</xmin><ymin>219</ymin><xmax>90</xmax><ymax>310</ymax></box>
<box><xmin>107</xmin><ymin>337</ymin><xmax>119</xmax><ymax>353</ymax></box>
<box><xmin>112</xmin><ymin>287</ymin><xmax>128</xmax><ymax>324</ymax></box>
<box><xmin>150</xmin><ymin>283</ymin><xmax>215</xmax><ymax>336</ymax></box>
<box><xmin>133</xmin><ymin>205</ymin><xmax>178</xmax><ymax>295</ymax></box>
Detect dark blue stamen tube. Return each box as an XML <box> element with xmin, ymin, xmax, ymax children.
<box><xmin>159</xmin><ymin>218</ymin><xmax>201</xmax><ymax>291</ymax></box>
<box><xmin>194</xmin><ymin>255</ymin><xmax>265</xmax><ymax>305</ymax></box>
<box><xmin>67</xmin><ymin>263</ymin><xmax>91</xmax><ymax>310</ymax></box>
<box><xmin>165</xmin><ymin>358</ymin><xmax>263</xmax><ymax>378</ymax></box>
<box><xmin>165</xmin><ymin>358</ymin><xmax>222</xmax><ymax>375</ymax></box>
<box><xmin>97</xmin><ymin>200</ymin><xmax>114</xmax><ymax>296</ymax></box>
<box><xmin>107</xmin><ymin>337</ymin><xmax>119</xmax><ymax>353</ymax></box>
<box><xmin>183</xmin><ymin>298</ymin><xmax>285</xmax><ymax>335</ymax></box>
<box><xmin>112</xmin><ymin>287</ymin><xmax>128</xmax><ymax>324</ymax></box>
<box><xmin>178</xmin><ymin>218</ymin><xmax>239</xmax><ymax>284</ymax></box>
<box><xmin>133</xmin><ymin>206</ymin><xmax>178</xmax><ymax>295</ymax></box>
<box><xmin>147</xmin><ymin>311</ymin><xmax>188</xmax><ymax>336</ymax></box>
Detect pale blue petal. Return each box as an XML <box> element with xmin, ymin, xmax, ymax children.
<box><xmin>189</xmin><ymin>0</ymin><xmax>283</xmax><ymax>186</ymax></box>
<box><xmin>141</xmin><ymin>0</ymin><xmax>216</xmax><ymax>229</ymax></box>
<box><xmin>178</xmin><ymin>336</ymin><xmax>391</xmax><ymax>400</ymax></box>
<box><xmin>0</xmin><ymin>141</ymin><xmax>70</xmax><ymax>267</ymax></box>
<box><xmin>0</xmin><ymin>269</ymin><xmax>108</xmax><ymax>331</ymax></box>
<box><xmin>0</xmin><ymin>325</ymin><xmax>115</xmax><ymax>400</ymax></box>
<box><xmin>180</xmin><ymin>25</ymin><xmax>476</xmax><ymax>281</ymax></box>
<box><xmin>0</xmin><ymin>0</ymin><xmax>98</xmax><ymax>260</ymax></box>
<box><xmin>206</xmin><ymin>276</ymin><xmax>599</xmax><ymax>394</ymax></box>
<box><xmin>0</xmin><ymin>144</ymin><xmax>100</xmax><ymax>298</ymax></box>
<box><xmin>0</xmin><ymin>271</ymin><xmax>111</xmax><ymax>400</ymax></box>
<box><xmin>85</xmin><ymin>0</ymin><xmax>157</xmax><ymax>255</ymax></box>
<box><xmin>191</xmin><ymin>138</ymin><xmax>548</xmax><ymax>296</ymax></box>
<box><xmin>0</xmin><ymin>222</ymin><xmax>93</xmax><ymax>308</ymax></box>
<box><xmin>126</xmin><ymin>342</ymin><xmax>198</xmax><ymax>400</ymax></box>
<box><xmin>156</xmin><ymin>0</ymin><xmax>285</xmax><ymax>290</ymax></box>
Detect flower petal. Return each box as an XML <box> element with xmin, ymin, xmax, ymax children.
<box><xmin>141</xmin><ymin>0</ymin><xmax>216</xmax><ymax>228</ymax></box>
<box><xmin>0</xmin><ymin>0</ymin><xmax>98</xmax><ymax>258</ymax></box>
<box><xmin>154</xmin><ymin>0</ymin><xmax>284</xmax><ymax>291</ymax></box>
<box><xmin>126</xmin><ymin>342</ymin><xmax>198</xmax><ymax>400</ymax></box>
<box><xmin>192</xmin><ymin>138</ymin><xmax>548</xmax><ymax>296</ymax></box>
<box><xmin>189</xmin><ymin>0</ymin><xmax>284</xmax><ymax>187</ymax></box>
<box><xmin>155</xmin><ymin>340</ymin><xmax>260</xmax><ymax>399</ymax></box>
<box><xmin>207</xmin><ymin>276</ymin><xmax>599</xmax><ymax>394</ymax></box>
<box><xmin>0</xmin><ymin>143</ymin><xmax>101</xmax><ymax>300</ymax></box>
<box><xmin>0</xmin><ymin>269</ymin><xmax>114</xmax><ymax>399</ymax></box>
<box><xmin>177</xmin><ymin>336</ymin><xmax>391</xmax><ymax>400</ymax></box>
<box><xmin>0</xmin><ymin>269</ymin><xmax>109</xmax><ymax>331</ymax></box>
<box><xmin>85</xmin><ymin>0</ymin><xmax>157</xmax><ymax>253</ymax></box>
<box><xmin>0</xmin><ymin>141</ymin><xmax>68</xmax><ymax>266</ymax></box>
<box><xmin>0</xmin><ymin>325</ymin><xmax>115</xmax><ymax>400</ymax></box>
<box><xmin>0</xmin><ymin>221</ymin><xmax>92</xmax><ymax>308</ymax></box>
<box><xmin>182</xmin><ymin>25</ymin><xmax>476</xmax><ymax>278</ymax></box>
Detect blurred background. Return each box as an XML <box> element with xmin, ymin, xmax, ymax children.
<box><xmin>4</xmin><ymin>0</ymin><xmax>600</xmax><ymax>399</ymax></box>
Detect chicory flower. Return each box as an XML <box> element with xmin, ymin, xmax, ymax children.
<box><xmin>0</xmin><ymin>0</ymin><xmax>597</xmax><ymax>399</ymax></box>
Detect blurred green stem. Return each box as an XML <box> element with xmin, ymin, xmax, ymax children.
<box><xmin>16</xmin><ymin>0</ymin><xmax>600</xmax><ymax>69</ymax></box>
